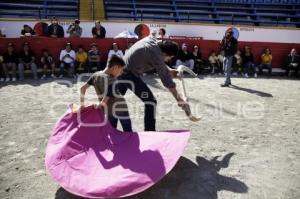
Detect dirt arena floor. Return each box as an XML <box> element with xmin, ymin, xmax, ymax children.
<box><xmin>0</xmin><ymin>74</ymin><xmax>299</xmax><ymax>199</ymax></box>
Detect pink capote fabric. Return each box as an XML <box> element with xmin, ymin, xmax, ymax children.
<box><xmin>45</xmin><ymin>105</ymin><xmax>190</xmax><ymax>198</ymax></box>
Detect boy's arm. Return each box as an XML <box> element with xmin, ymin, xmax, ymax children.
<box><xmin>80</xmin><ymin>83</ymin><xmax>91</xmax><ymax>107</ymax></box>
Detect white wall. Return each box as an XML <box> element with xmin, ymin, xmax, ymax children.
<box><xmin>0</xmin><ymin>20</ymin><xmax>299</xmax><ymax>43</ymax></box>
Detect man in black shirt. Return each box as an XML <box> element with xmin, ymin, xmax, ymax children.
<box><xmin>47</xmin><ymin>17</ymin><xmax>64</xmax><ymax>38</ymax></box>
<box><xmin>2</xmin><ymin>43</ymin><xmax>18</xmax><ymax>82</ymax></box>
<box><xmin>21</xmin><ymin>25</ymin><xmax>36</xmax><ymax>37</ymax></box>
<box><xmin>92</xmin><ymin>21</ymin><xmax>106</xmax><ymax>38</ymax></box>
<box><xmin>286</xmin><ymin>48</ymin><xmax>299</xmax><ymax>77</ymax></box>
<box><xmin>18</xmin><ymin>42</ymin><xmax>38</xmax><ymax>80</ymax></box>
<box><xmin>220</xmin><ymin>30</ymin><xmax>238</xmax><ymax>87</ymax></box>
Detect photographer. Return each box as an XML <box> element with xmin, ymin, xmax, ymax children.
<box><xmin>220</xmin><ymin>29</ymin><xmax>238</xmax><ymax>87</ymax></box>
<box><xmin>67</xmin><ymin>19</ymin><xmax>82</xmax><ymax>38</ymax></box>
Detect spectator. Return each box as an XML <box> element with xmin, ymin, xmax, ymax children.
<box><xmin>18</xmin><ymin>42</ymin><xmax>38</xmax><ymax>80</ymax></box>
<box><xmin>88</xmin><ymin>43</ymin><xmax>101</xmax><ymax>72</ymax></box>
<box><xmin>76</xmin><ymin>46</ymin><xmax>88</xmax><ymax>73</ymax></box>
<box><xmin>40</xmin><ymin>49</ymin><xmax>56</xmax><ymax>79</ymax></box>
<box><xmin>150</xmin><ymin>29</ymin><xmax>157</xmax><ymax>38</ymax></box>
<box><xmin>258</xmin><ymin>48</ymin><xmax>272</xmax><ymax>76</ymax></box>
<box><xmin>285</xmin><ymin>48</ymin><xmax>299</xmax><ymax>77</ymax></box>
<box><xmin>92</xmin><ymin>21</ymin><xmax>106</xmax><ymax>38</ymax></box>
<box><xmin>108</xmin><ymin>43</ymin><xmax>124</xmax><ymax>60</ymax></box>
<box><xmin>21</xmin><ymin>24</ymin><xmax>36</xmax><ymax>37</ymax></box>
<box><xmin>67</xmin><ymin>19</ymin><xmax>82</xmax><ymax>38</ymax></box>
<box><xmin>125</xmin><ymin>42</ymin><xmax>134</xmax><ymax>55</ymax></box>
<box><xmin>208</xmin><ymin>50</ymin><xmax>221</xmax><ymax>74</ymax></box>
<box><xmin>176</xmin><ymin>43</ymin><xmax>194</xmax><ymax>70</ymax></box>
<box><xmin>157</xmin><ymin>28</ymin><xmax>169</xmax><ymax>39</ymax></box>
<box><xmin>59</xmin><ymin>43</ymin><xmax>76</xmax><ymax>78</ymax></box>
<box><xmin>191</xmin><ymin>45</ymin><xmax>204</xmax><ymax>74</ymax></box>
<box><xmin>48</xmin><ymin>17</ymin><xmax>64</xmax><ymax>38</ymax></box>
<box><xmin>2</xmin><ymin>43</ymin><xmax>18</xmax><ymax>82</ymax></box>
<box><xmin>0</xmin><ymin>29</ymin><xmax>6</xmax><ymax>37</ymax></box>
<box><xmin>242</xmin><ymin>46</ymin><xmax>257</xmax><ymax>78</ymax></box>
<box><xmin>233</xmin><ymin>50</ymin><xmax>243</xmax><ymax>75</ymax></box>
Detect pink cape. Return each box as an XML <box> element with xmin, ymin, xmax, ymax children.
<box><xmin>45</xmin><ymin>105</ymin><xmax>190</xmax><ymax>198</ymax></box>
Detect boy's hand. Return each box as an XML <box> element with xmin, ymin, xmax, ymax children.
<box><xmin>169</xmin><ymin>68</ymin><xmax>179</xmax><ymax>78</ymax></box>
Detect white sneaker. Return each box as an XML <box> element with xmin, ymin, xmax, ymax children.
<box><xmin>254</xmin><ymin>73</ymin><xmax>258</xmax><ymax>78</ymax></box>
<box><xmin>41</xmin><ymin>75</ymin><xmax>46</xmax><ymax>80</ymax></box>
<box><xmin>12</xmin><ymin>77</ymin><xmax>16</xmax><ymax>82</ymax></box>
<box><xmin>5</xmin><ymin>77</ymin><xmax>10</xmax><ymax>82</ymax></box>
<box><xmin>0</xmin><ymin>78</ymin><xmax>4</xmax><ymax>82</ymax></box>
<box><xmin>51</xmin><ymin>74</ymin><xmax>57</xmax><ymax>78</ymax></box>
<box><xmin>245</xmin><ymin>73</ymin><xmax>249</xmax><ymax>78</ymax></box>
<box><xmin>59</xmin><ymin>74</ymin><xmax>63</xmax><ymax>78</ymax></box>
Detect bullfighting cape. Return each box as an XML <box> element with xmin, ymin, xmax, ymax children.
<box><xmin>45</xmin><ymin>105</ymin><xmax>190</xmax><ymax>198</ymax></box>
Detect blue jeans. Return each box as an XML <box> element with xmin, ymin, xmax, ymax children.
<box><xmin>258</xmin><ymin>63</ymin><xmax>272</xmax><ymax>75</ymax></box>
<box><xmin>223</xmin><ymin>56</ymin><xmax>233</xmax><ymax>85</ymax></box>
<box><xmin>118</xmin><ymin>72</ymin><xmax>157</xmax><ymax>131</ymax></box>
<box><xmin>18</xmin><ymin>63</ymin><xmax>38</xmax><ymax>80</ymax></box>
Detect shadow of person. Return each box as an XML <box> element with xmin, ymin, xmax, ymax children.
<box><xmin>229</xmin><ymin>84</ymin><xmax>273</xmax><ymax>97</ymax></box>
<box><xmin>124</xmin><ymin>153</ymin><xmax>248</xmax><ymax>199</ymax></box>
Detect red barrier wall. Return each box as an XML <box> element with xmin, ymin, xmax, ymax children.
<box><xmin>0</xmin><ymin>37</ymin><xmax>299</xmax><ymax>68</ymax></box>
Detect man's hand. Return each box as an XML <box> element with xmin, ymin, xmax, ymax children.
<box><xmin>169</xmin><ymin>68</ymin><xmax>179</xmax><ymax>78</ymax></box>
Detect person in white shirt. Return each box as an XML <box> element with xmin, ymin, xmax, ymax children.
<box><xmin>59</xmin><ymin>42</ymin><xmax>76</xmax><ymax>78</ymax></box>
<box><xmin>108</xmin><ymin>43</ymin><xmax>124</xmax><ymax>60</ymax></box>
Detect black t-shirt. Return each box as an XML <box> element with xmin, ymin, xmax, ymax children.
<box><xmin>92</xmin><ymin>26</ymin><xmax>106</xmax><ymax>38</ymax></box>
<box><xmin>21</xmin><ymin>29</ymin><xmax>36</xmax><ymax>36</ymax></box>
<box><xmin>177</xmin><ymin>50</ymin><xmax>193</xmax><ymax>62</ymax></box>
<box><xmin>20</xmin><ymin>51</ymin><xmax>34</xmax><ymax>63</ymax></box>
<box><xmin>87</xmin><ymin>72</ymin><xmax>117</xmax><ymax>98</ymax></box>
<box><xmin>3</xmin><ymin>51</ymin><xmax>18</xmax><ymax>63</ymax></box>
<box><xmin>242</xmin><ymin>52</ymin><xmax>254</xmax><ymax>63</ymax></box>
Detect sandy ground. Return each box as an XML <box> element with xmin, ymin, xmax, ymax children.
<box><xmin>0</xmin><ymin>74</ymin><xmax>299</xmax><ymax>199</ymax></box>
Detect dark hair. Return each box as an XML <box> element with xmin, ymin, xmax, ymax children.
<box><xmin>159</xmin><ymin>40</ymin><xmax>178</xmax><ymax>56</ymax></box>
<box><xmin>42</xmin><ymin>49</ymin><xmax>48</xmax><ymax>53</ymax></box>
<box><xmin>159</xmin><ymin>28</ymin><xmax>166</xmax><ymax>35</ymax></box>
<box><xmin>107</xmin><ymin>55</ymin><xmax>125</xmax><ymax>68</ymax></box>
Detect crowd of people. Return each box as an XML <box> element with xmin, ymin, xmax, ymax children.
<box><xmin>0</xmin><ymin>17</ymin><xmax>299</xmax><ymax>82</ymax></box>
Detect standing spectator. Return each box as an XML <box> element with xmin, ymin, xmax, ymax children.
<box><xmin>2</xmin><ymin>43</ymin><xmax>18</xmax><ymax>82</ymax></box>
<box><xmin>191</xmin><ymin>45</ymin><xmax>204</xmax><ymax>74</ymax></box>
<box><xmin>176</xmin><ymin>43</ymin><xmax>194</xmax><ymax>70</ymax></box>
<box><xmin>285</xmin><ymin>48</ymin><xmax>299</xmax><ymax>77</ymax></box>
<box><xmin>48</xmin><ymin>16</ymin><xmax>64</xmax><ymax>38</ymax></box>
<box><xmin>233</xmin><ymin>50</ymin><xmax>243</xmax><ymax>75</ymax></box>
<box><xmin>87</xmin><ymin>43</ymin><xmax>101</xmax><ymax>72</ymax></box>
<box><xmin>21</xmin><ymin>25</ymin><xmax>36</xmax><ymax>37</ymax></box>
<box><xmin>242</xmin><ymin>46</ymin><xmax>257</xmax><ymax>78</ymax></box>
<box><xmin>258</xmin><ymin>48</ymin><xmax>272</xmax><ymax>76</ymax></box>
<box><xmin>108</xmin><ymin>43</ymin><xmax>124</xmax><ymax>60</ymax></box>
<box><xmin>92</xmin><ymin>21</ymin><xmax>106</xmax><ymax>38</ymax></box>
<box><xmin>208</xmin><ymin>50</ymin><xmax>221</xmax><ymax>74</ymax></box>
<box><xmin>59</xmin><ymin>43</ymin><xmax>76</xmax><ymax>78</ymax></box>
<box><xmin>40</xmin><ymin>49</ymin><xmax>57</xmax><ymax>79</ymax></box>
<box><xmin>220</xmin><ymin>30</ymin><xmax>238</xmax><ymax>87</ymax></box>
<box><xmin>67</xmin><ymin>19</ymin><xmax>82</xmax><ymax>38</ymax></box>
<box><xmin>157</xmin><ymin>28</ymin><xmax>169</xmax><ymax>39</ymax></box>
<box><xmin>76</xmin><ymin>46</ymin><xmax>88</xmax><ymax>73</ymax></box>
<box><xmin>18</xmin><ymin>42</ymin><xmax>38</xmax><ymax>80</ymax></box>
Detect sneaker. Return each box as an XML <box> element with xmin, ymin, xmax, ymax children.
<box><xmin>5</xmin><ymin>77</ymin><xmax>10</xmax><ymax>82</ymax></box>
<box><xmin>244</xmin><ymin>73</ymin><xmax>249</xmax><ymax>78</ymax></box>
<box><xmin>59</xmin><ymin>74</ymin><xmax>63</xmax><ymax>78</ymax></box>
<box><xmin>51</xmin><ymin>74</ymin><xmax>57</xmax><ymax>78</ymax></box>
<box><xmin>254</xmin><ymin>73</ymin><xmax>258</xmax><ymax>78</ymax></box>
<box><xmin>12</xmin><ymin>77</ymin><xmax>16</xmax><ymax>82</ymax></box>
<box><xmin>220</xmin><ymin>83</ymin><xmax>229</xmax><ymax>87</ymax></box>
<box><xmin>41</xmin><ymin>75</ymin><xmax>46</xmax><ymax>80</ymax></box>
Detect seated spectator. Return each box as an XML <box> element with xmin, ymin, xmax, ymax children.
<box><xmin>108</xmin><ymin>43</ymin><xmax>124</xmax><ymax>60</ymax></box>
<box><xmin>125</xmin><ymin>42</ymin><xmax>134</xmax><ymax>55</ymax></box>
<box><xmin>258</xmin><ymin>48</ymin><xmax>272</xmax><ymax>76</ymax></box>
<box><xmin>21</xmin><ymin>24</ymin><xmax>36</xmax><ymax>37</ymax></box>
<box><xmin>285</xmin><ymin>48</ymin><xmax>299</xmax><ymax>77</ymax></box>
<box><xmin>92</xmin><ymin>21</ymin><xmax>106</xmax><ymax>38</ymax></box>
<box><xmin>59</xmin><ymin>43</ymin><xmax>76</xmax><ymax>78</ymax></box>
<box><xmin>88</xmin><ymin>43</ymin><xmax>101</xmax><ymax>72</ymax></box>
<box><xmin>242</xmin><ymin>46</ymin><xmax>257</xmax><ymax>78</ymax></box>
<box><xmin>48</xmin><ymin>17</ymin><xmax>64</xmax><ymax>38</ymax></box>
<box><xmin>40</xmin><ymin>49</ymin><xmax>56</xmax><ymax>79</ymax></box>
<box><xmin>217</xmin><ymin>50</ymin><xmax>224</xmax><ymax>74</ymax></box>
<box><xmin>76</xmin><ymin>46</ymin><xmax>88</xmax><ymax>73</ymax></box>
<box><xmin>2</xmin><ymin>43</ymin><xmax>18</xmax><ymax>82</ymax></box>
<box><xmin>232</xmin><ymin>50</ymin><xmax>243</xmax><ymax>75</ymax></box>
<box><xmin>191</xmin><ymin>45</ymin><xmax>204</xmax><ymax>74</ymax></box>
<box><xmin>67</xmin><ymin>19</ymin><xmax>82</xmax><ymax>38</ymax></box>
<box><xmin>157</xmin><ymin>28</ymin><xmax>169</xmax><ymax>39</ymax></box>
<box><xmin>208</xmin><ymin>50</ymin><xmax>221</xmax><ymax>74</ymax></box>
<box><xmin>176</xmin><ymin>43</ymin><xmax>194</xmax><ymax>70</ymax></box>
<box><xmin>18</xmin><ymin>42</ymin><xmax>38</xmax><ymax>80</ymax></box>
